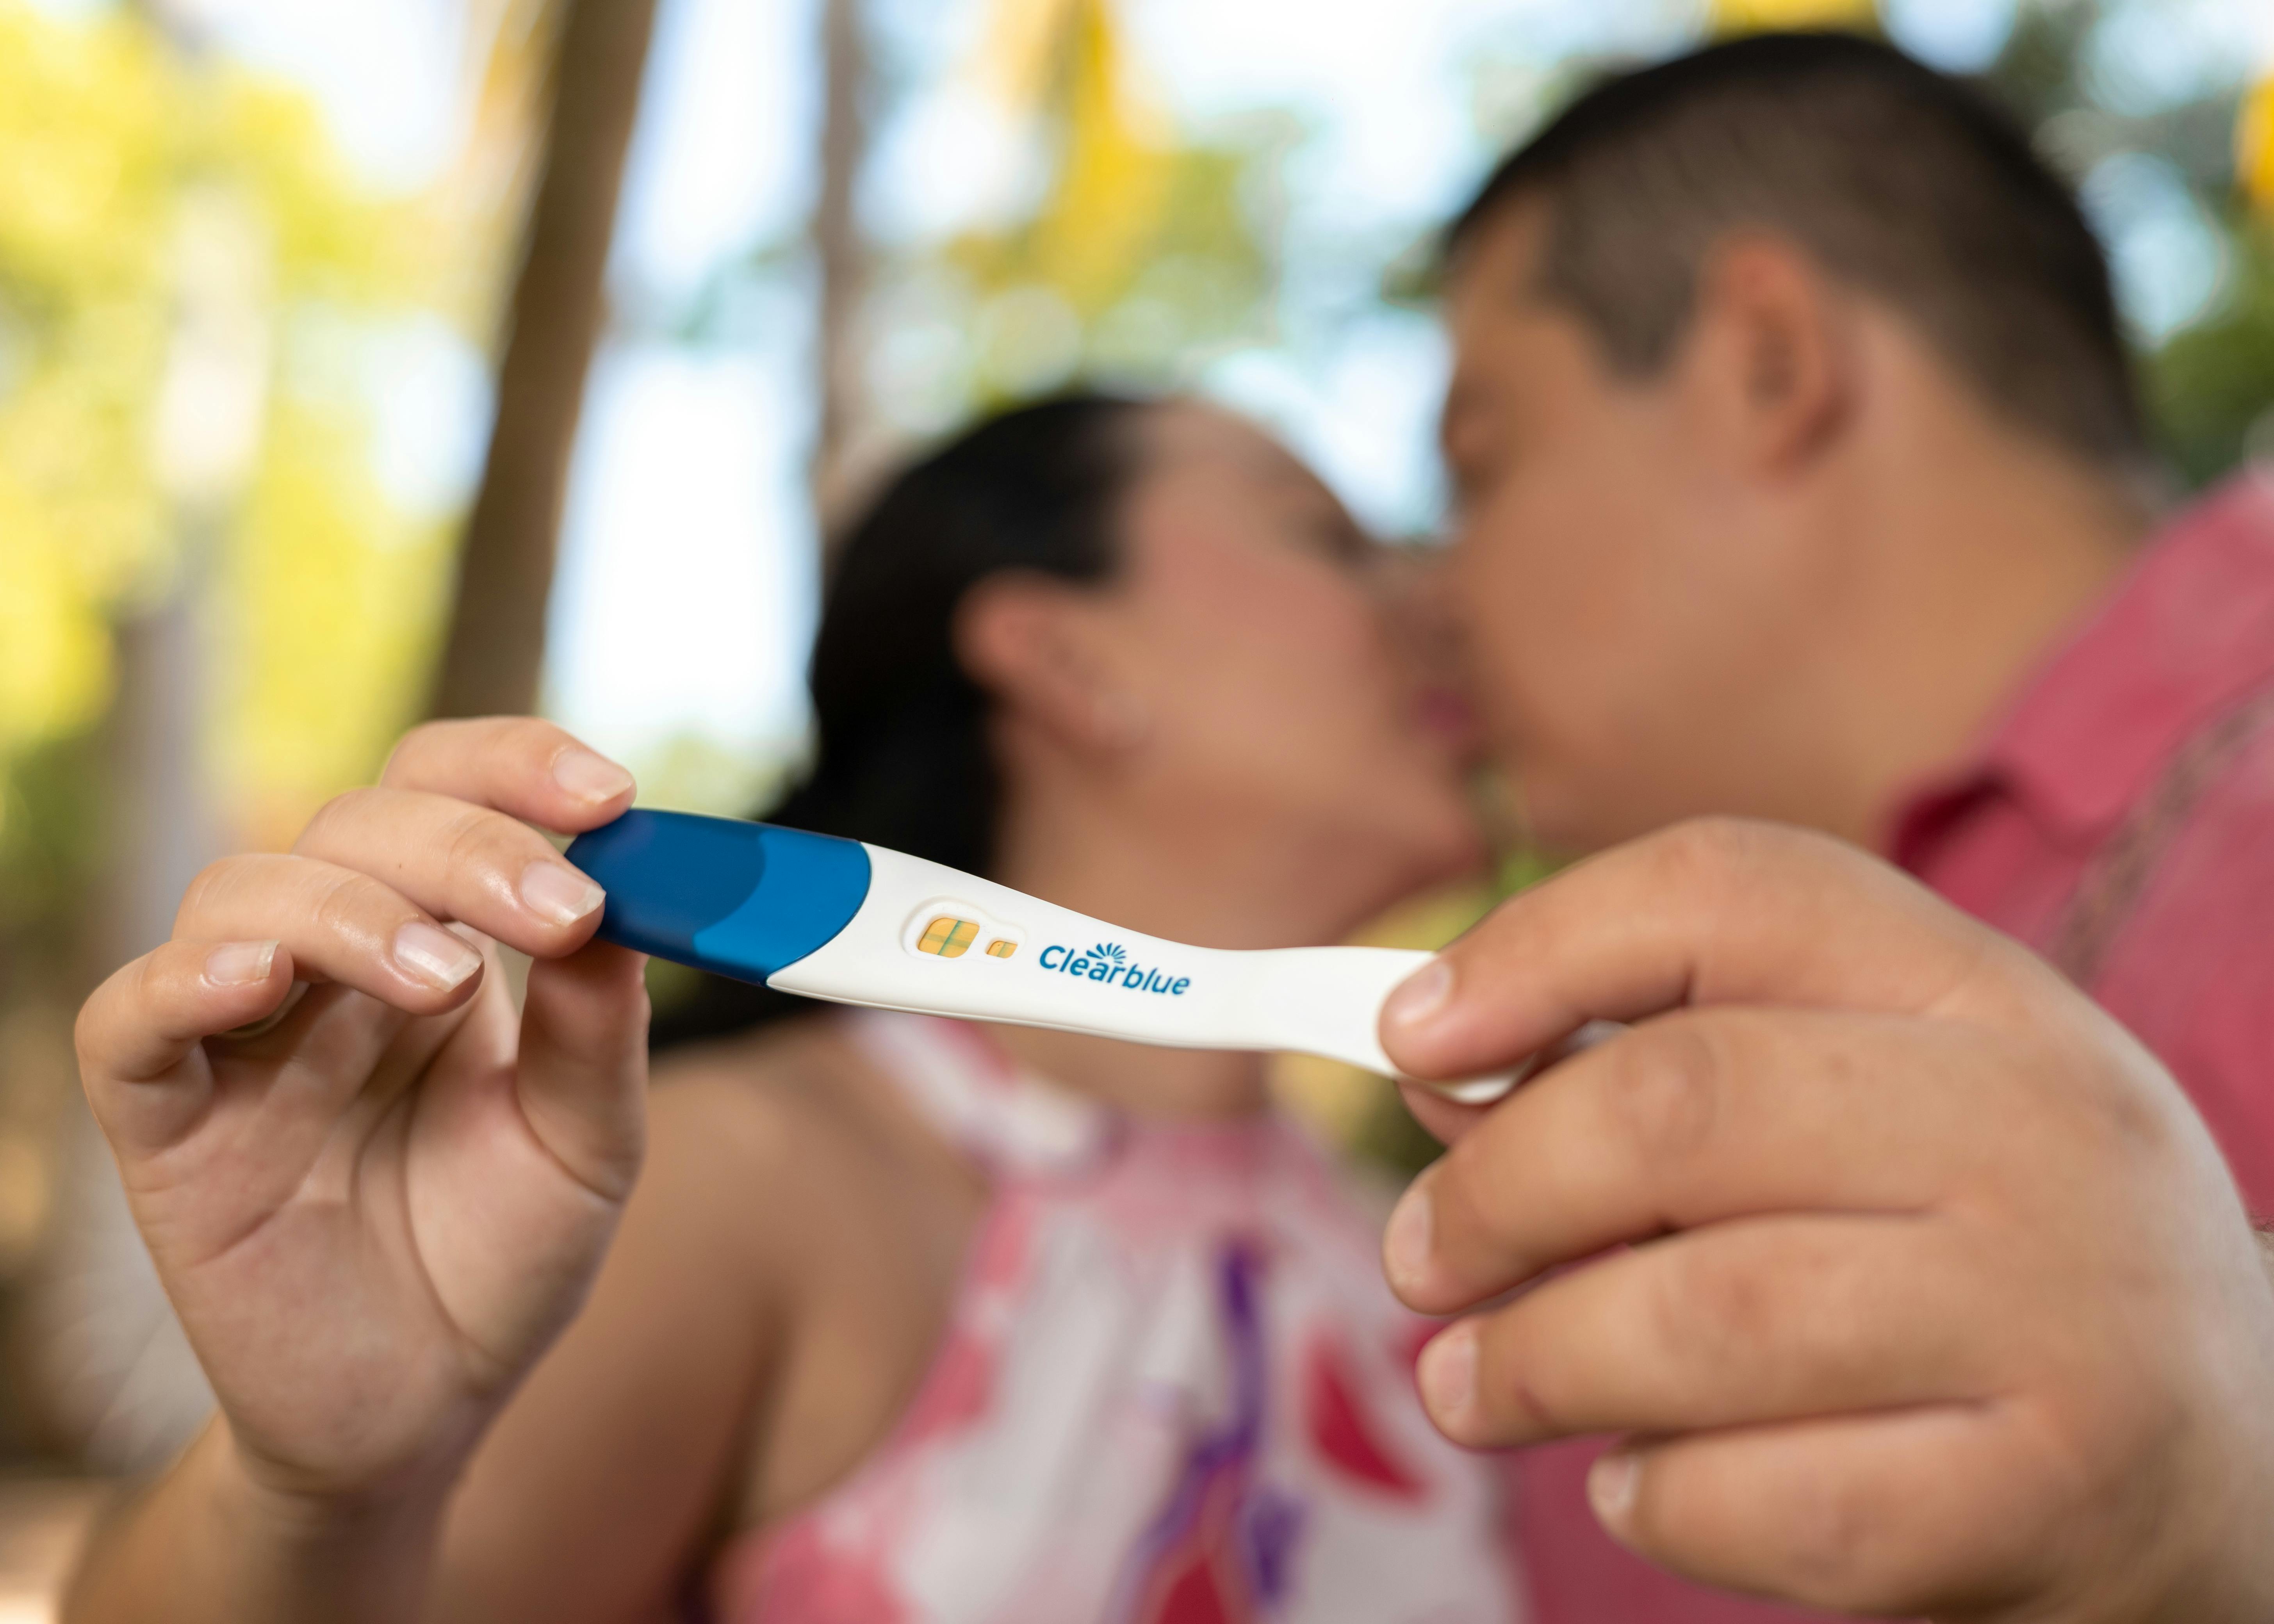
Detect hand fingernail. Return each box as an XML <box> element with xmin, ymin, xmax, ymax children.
<box><xmin>552</xmin><ymin>747</ymin><xmax>634</xmax><ymax>805</ymax></box>
<box><xmin>1383</xmin><ymin>1181</ymin><xmax>1435</xmax><ymax>1296</ymax></box>
<box><xmin>520</xmin><ymin>860</ymin><xmax>605</xmax><ymax>926</ymax></box>
<box><xmin>205</xmin><ymin>940</ymin><xmax>278</xmax><ymax>988</ymax></box>
<box><xmin>394</xmin><ymin>921</ymin><xmax>483</xmax><ymax>991</ymax></box>
<box><xmin>1588</xmin><ymin>1447</ymin><xmax>1641</xmax><ymax>1530</ymax></box>
<box><xmin>1417</xmin><ymin>1322</ymin><xmax>1477</xmax><ymax>1430</ymax></box>
<box><xmin>1383</xmin><ymin>959</ymin><xmax>1453</xmax><ymax>1031</ymax></box>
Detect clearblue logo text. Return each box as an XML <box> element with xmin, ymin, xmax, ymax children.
<box><xmin>1037</xmin><ymin>940</ymin><xmax>1189</xmax><ymax>996</ymax></box>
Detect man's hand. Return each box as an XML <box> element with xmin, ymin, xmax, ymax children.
<box><xmin>1378</xmin><ymin>819</ymin><xmax>2274</xmax><ymax>1621</ymax></box>
<box><xmin>73</xmin><ymin>719</ymin><xmax>649</xmax><ymax>1511</ymax></box>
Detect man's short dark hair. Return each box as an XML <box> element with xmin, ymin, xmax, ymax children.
<box><xmin>1446</xmin><ymin>32</ymin><xmax>2147</xmax><ymax>472</ymax></box>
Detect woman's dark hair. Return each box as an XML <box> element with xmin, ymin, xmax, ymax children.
<box><xmin>652</xmin><ymin>390</ymin><xmax>1150</xmax><ymax>1049</ymax></box>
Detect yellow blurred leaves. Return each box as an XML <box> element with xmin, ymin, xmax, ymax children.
<box><xmin>0</xmin><ymin>523</ymin><xmax>110</xmax><ymax>759</ymax></box>
<box><xmin>0</xmin><ymin>0</ymin><xmax>460</xmax><ymax>843</ymax></box>
<box><xmin>0</xmin><ymin>6</ymin><xmax>407</xmax><ymax>313</ymax></box>
<box><xmin>0</xmin><ymin>9</ymin><xmax>173</xmax><ymax>295</ymax></box>
<box><xmin>969</xmin><ymin>0</ymin><xmax>1174</xmax><ymax>320</ymax></box>
<box><xmin>1711</xmin><ymin>0</ymin><xmax>1876</xmax><ymax>32</ymax></box>
<box><xmin>2242</xmin><ymin>75</ymin><xmax>2274</xmax><ymax>216</ymax></box>
<box><xmin>219</xmin><ymin>408</ymin><xmax>451</xmax><ymax>852</ymax></box>
<box><xmin>943</xmin><ymin>0</ymin><xmax>1272</xmax><ymax>405</ymax></box>
<box><xmin>0</xmin><ymin>8</ymin><xmax>173</xmax><ymax>750</ymax></box>
<box><xmin>973</xmin><ymin>0</ymin><xmax>1082</xmax><ymax>107</ymax></box>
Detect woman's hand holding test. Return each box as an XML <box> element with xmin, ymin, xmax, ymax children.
<box><xmin>68</xmin><ymin>718</ymin><xmax>649</xmax><ymax>1624</ymax></box>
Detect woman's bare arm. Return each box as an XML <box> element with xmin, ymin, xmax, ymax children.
<box><xmin>421</xmin><ymin>1027</ymin><xmax>962</xmax><ymax>1621</ymax></box>
<box><xmin>423</xmin><ymin>1067</ymin><xmax>806</xmax><ymax>1623</ymax></box>
<box><xmin>65</xmin><ymin>1049</ymin><xmax>844</xmax><ymax>1624</ymax></box>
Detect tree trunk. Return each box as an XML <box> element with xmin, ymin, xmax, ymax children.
<box><xmin>811</xmin><ymin>0</ymin><xmax>873</xmax><ymax>540</ymax></box>
<box><xmin>429</xmin><ymin>0</ymin><xmax>659</xmax><ymax>721</ymax></box>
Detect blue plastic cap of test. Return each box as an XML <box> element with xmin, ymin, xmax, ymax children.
<box><xmin>565</xmin><ymin>809</ymin><xmax>873</xmax><ymax>985</ymax></box>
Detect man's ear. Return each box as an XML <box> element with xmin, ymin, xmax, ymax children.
<box><xmin>1685</xmin><ymin>232</ymin><xmax>1857</xmax><ymax>475</ymax></box>
<box><xmin>955</xmin><ymin>572</ymin><xmax>1143</xmax><ymax>755</ymax></box>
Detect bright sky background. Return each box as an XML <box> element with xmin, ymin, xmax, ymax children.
<box><xmin>30</xmin><ymin>0</ymin><xmax>2274</xmax><ymax>787</ymax></box>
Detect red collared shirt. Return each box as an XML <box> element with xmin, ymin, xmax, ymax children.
<box><xmin>1516</xmin><ymin>472</ymin><xmax>2274</xmax><ymax>1624</ymax></box>
<box><xmin>1893</xmin><ymin>471</ymin><xmax>2274</xmax><ymax>1213</ymax></box>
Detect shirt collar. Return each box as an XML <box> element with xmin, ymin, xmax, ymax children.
<box><xmin>1890</xmin><ymin>470</ymin><xmax>2274</xmax><ymax>864</ymax></box>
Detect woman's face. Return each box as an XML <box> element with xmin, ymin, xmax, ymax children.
<box><xmin>1097</xmin><ymin>402</ymin><xmax>1484</xmax><ymax>905</ymax></box>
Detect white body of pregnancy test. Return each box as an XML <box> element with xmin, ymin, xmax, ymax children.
<box><xmin>565</xmin><ymin>809</ymin><xmax>1521</xmax><ymax>1104</ymax></box>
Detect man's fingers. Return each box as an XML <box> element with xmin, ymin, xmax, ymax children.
<box><xmin>77</xmin><ymin>939</ymin><xmax>296</xmax><ymax>1086</ymax></box>
<box><xmin>1394</xmin><ymin>1080</ymin><xmax>1490</xmax><ymax>1146</ymax></box>
<box><xmin>291</xmin><ymin>786</ymin><xmax>606</xmax><ymax>960</ymax></box>
<box><xmin>1594</xmin><ymin>1406</ymin><xmax>2059</xmax><ymax>1615</ymax></box>
<box><xmin>175</xmin><ymin>853</ymin><xmax>490</xmax><ymax>1012</ymax></box>
<box><xmin>1385</xmin><ymin>1008</ymin><xmax>2016</xmax><ymax>1314</ymax></box>
<box><xmin>380</xmin><ymin>717</ymin><xmax>634</xmax><ymax>834</ymax></box>
<box><xmin>1379</xmin><ymin>817</ymin><xmax>2033</xmax><ymax>1083</ymax></box>
<box><xmin>1394</xmin><ymin>1023</ymin><xmax>1620</xmax><ymax>1147</ymax></box>
<box><xmin>1415</xmin><ymin>1213</ymin><xmax>2004</xmax><ymax>1449</ymax></box>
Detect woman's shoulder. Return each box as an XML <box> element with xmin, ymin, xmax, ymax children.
<box><xmin>644</xmin><ymin>1016</ymin><xmax>993</xmax><ymax>1531</ymax></box>
<box><xmin>644</xmin><ymin>1019</ymin><xmax>888</xmax><ymax>1214</ymax></box>
<box><xmin>641</xmin><ymin>1015</ymin><xmax>979</xmax><ymax>1261</ymax></box>
<box><xmin>650</xmin><ymin>1016</ymin><xmax>851</xmax><ymax>1129</ymax></box>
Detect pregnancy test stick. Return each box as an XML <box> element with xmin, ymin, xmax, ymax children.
<box><xmin>566</xmin><ymin>808</ymin><xmax>1520</xmax><ymax>1103</ymax></box>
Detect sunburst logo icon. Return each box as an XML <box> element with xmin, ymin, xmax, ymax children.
<box><xmin>1091</xmin><ymin>942</ymin><xmax>1128</xmax><ymax>966</ymax></box>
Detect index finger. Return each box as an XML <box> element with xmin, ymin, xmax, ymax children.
<box><xmin>381</xmin><ymin>718</ymin><xmax>636</xmax><ymax>835</ymax></box>
<box><xmin>1386</xmin><ymin>1007</ymin><xmax>2024</xmax><ymax>1315</ymax></box>
<box><xmin>1379</xmin><ymin>817</ymin><xmax>2036</xmax><ymax>1085</ymax></box>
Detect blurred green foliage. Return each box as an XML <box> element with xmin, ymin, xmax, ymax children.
<box><xmin>2153</xmin><ymin>219</ymin><xmax>2274</xmax><ymax>487</ymax></box>
<box><xmin>867</xmin><ymin>0</ymin><xmax>1290</xmax><ymax>431</ymax></box>
<box><xmin>0</xmin><ymin>734</ymin><xmax>103</xmax><ymax>970</ymax></box>
<box><xmin>1988</xmin><ymin>0</ymin><xmax>2273</xmax><ymax>490</ymax></box>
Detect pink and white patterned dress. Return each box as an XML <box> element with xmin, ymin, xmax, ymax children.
<box><xmin>709</xmin><ymin>1011</ymin><xmax>1526</xmax><ymax>1624</ymax></box>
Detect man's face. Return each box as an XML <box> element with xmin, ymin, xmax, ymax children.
<box><xmin>1440</xmin><ymin>201</ymin><xmax>1828</xmax><ymax>853</ymax></box>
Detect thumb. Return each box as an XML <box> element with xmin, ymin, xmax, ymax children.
<box><xmin>516</xmin><ymin>939</ymin><xmax>650</xmax><ymax>1202</ymax></box>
